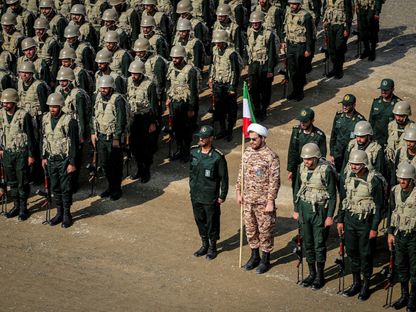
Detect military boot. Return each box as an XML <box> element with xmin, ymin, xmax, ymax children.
<box><xmin>140</xmin><ymin>165</ymin><xmax>151</xmax><ymax>183</ymax></box>
<box><xmin>358</xmin><ymin>277</ymin><xmax>371</xmax><ymax>301</ymax></box>
<box><xmin>312</xmin><ymin>262</ymin><xmax>325</xmax><ymax>290</ymax></box>
<box><xmin>368</xmin><ymin>42</ymin><xmax>376</xmax><ymax>61</ymax></box>
<box><xmin>243</xmin><ymin>248</ymin><xmax>261</xmax><ymax>271</ymax></box>
<box><xmin>61</xmin><ymin>206</ymin><xmax>73</xmax><ymax>228</ymax></box>
<box><xmin>206</xmin><ymin>240</ymin><xmax>217</xmax><ymax>260</ymax></box>
<box><xmin>216</xmin><ymin>122</ymin><xmax>227</xmax><ymax>140</ymax></box>
<box><xmin>171</xmin><ymin>143</ymin><xmax>183</xmax><ymax>161</ymax></box>
<box><xmin>18</xmin><ymin>198</ymin><xmax>29</xmax><ymax>221</ymax></box>
<box><xmin>343</xmin><ymin>272</ymin><xmax>361</xmax><ymax>297</ymax></box>
<box><xmin>326</xmin><ymin>68</ymin><xmax>336</xmax><ymax>78</ymax></box>
<box><xmin>130</xmin><ymin>163</ymin><xmax>143</xmax><ymax>180</ymax></box>
<box><xmin>226</xmin><ymin>124</ymin><xmax>234</xmax><ymax>142</ymax></box>
<box><xmin>393</xmin><ymin>282</ymin><xmax>409</xmax><ymax>310</ymax></box>
<box><xmin>360</xmin><ymin>41</ymin><xmax>370</xmax><ymax>59</ymax></box>
<box><xmin>407</xmin><ymin>283</ymin><xmax>416</xmax><ymax>312</ymax></box>
<box><xmin>5</xmin><ymin>199</ymin><xmax>20</xmax><ymax>218</ymax></box>
<box><xmin>256</xmin><ymin>251</ymin><xmax>270</xmax><ymax>274</ymax></box>
<box><xmin>302</xmin><ymin>262</ymin><xmax>317</xmax><ymax>287</ymax></box>
<box><xmin>194</xmin><ymin>238</ymin><xmax>209</xmax><ymax>257</ymax></box>
<box><xmin>49</xmin><ymin>205</ymin><xmax>63</xmax><ymax>226</ymax></box>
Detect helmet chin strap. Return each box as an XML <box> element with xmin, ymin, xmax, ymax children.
<box><xmin>351</xmin><ymin>164</ymin><xmax>365</xmax><ymax>174</ymax></box>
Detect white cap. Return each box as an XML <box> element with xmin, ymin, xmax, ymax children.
<box><xmin>247</xmin><ymin>123</ymin><xmax>268</xmax><ymax>137</ymax></box>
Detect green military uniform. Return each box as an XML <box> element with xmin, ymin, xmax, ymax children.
<box><xmin>213</xmin><ymin>8</ymin><xmax>244</xmax><ymax>59</ymax></box>
<box><xmin>85</xmin><ymin>0</ymin><xmax>111</xmax><ymax>35</ymax></box>
<box><xmin>111</xmin><ymin>1</ymin><xmax>141</xmax><ymax>41</ymax></box>
<box><xmin>64</xmin><ymin>40</ymin><xmax>96</xmax><ymax>73</ymax></box>
<box><xmin>17</xmin><ymin>55</ymin><xmax>53</xmax><ymax>87</ymax></box>
<box><xmin>6</xmin><ymin>2</ymin><xmax>36</xmax><ymax>37</ymax></box>
<box><xmin>173</xmin><ymin>32</ymin><xmax>205</xmax><ymax>71</ymax></box>
<box><xmin>218</xmin><ymin>0</ymin><xmax>247</xmax><ymax>29</ymax></box>
<box><xmin>108</xmin><ymin>46</ymin><xmax>133</xmax><ymax>78</ymax></box>
<box><xmin>356</xmin><ymin>0</ymin><xmax>382</xmax><ymax>61</ymax></box>
<box><xmin>40</xmin><ymin>2</ymin><xmax>68</xmax><ymax>44</ymax></box>
<box><xmin>142</xmin><ymin>9</ymin><xmax>171</xmax><ymax>45</ymax></box>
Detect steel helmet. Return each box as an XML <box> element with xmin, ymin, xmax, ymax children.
<box><xmin>348</xmin><ymin>149</ymin><xmax>369</xmax><ymax>165</ymax></box>
<box><xmin>396</xmin><ymin>163</ymin><xmax>416</xmax><ymax>180</ymax></box>
<box><xmin>34</xmin><ymin>17</ymin><xmax>50</xmax><ymax>29</ymax></box>
<box><xmin>142</xmin><ymin>0</ymin><xmax>157</xmax><ymax>5</ymax></box>
<box><xmin>170</xmin><ymin>45</ymin><xmax>186</xmax><ymax>58</ymax></box>
<box><xmin>212</xmin><ymin>29</ymin><xmax>229</xmax><ymax>43</ymax></box>
<box><xmin>46</xmin><ymin>92</ymin><xmax>65</xmax><ymax>106</ymax></box>
<box><xmin>102</xmin><ymin>9</ymin><xmax>119</xmax><ymax>22</ymax></box>
<box><xmin>104</xmin><ymin>30</ymin><xmax>120</xmax><ymax>43</ymax></box>
<box><xmin>64</xmin><ymin>24</ymin><xmax>81</xmax><ymax>38</ymax></box>
<box><xmin>354</xmin><ymin>121</ymin><xmax>373</xmax><ymax>136</ymax></box>
<box><xmin>176</xmin><ymin>18</ymin><xmax>192</xmax><ymax>31</ymax></box>
<box><xmin>6</xmin><ymin>0</ymin><xmax>19</xmax><ymax>4</ymax></box>
<box><xmin>216</xmin><ymin>4</ymin><xmax>231</xmax><ymax>16</ymax></box>
<box><xmin>95</xmin><ymin>48</ymin><xmax>113</xmax><ymax>63</ymax></box>
<box><xmin>128</xmin><ymin>60</ymin><xmax>145</xmax><ymax>74</ymax></box>
<box><xmin>39</xmin><ymin>0</ymin><xmax>55</xmax><ymax>9</ymax></box>
<box><xmin>392</xmin><ymin>101</ymin><xmax>412</xmax><ymax>116</ymax></box>
<box><xmin>1</xmin><ymin>88</ymin><xmax>19</xmax><ymax>103</ymax></box>
<box><xmin>404</xmin><ymin>128</ymin><xmax>416</xmax><ymax>142</ymax></box>
<box><xmin>300</xmin><ymin>143</ymin><xmax>321</xmax><ymax>159</ymax></box>
<box><xmin>141</xmin><ymin>15</ymin><xmax>156</xmax><ymax>27</ymax></box>
<box><xmin>249</xmin><ymin>10</ymin><xmax>264</xmax><ymax>23</ymax></box>
<box><xmin>59</xmin><ymin>47</ymin><xmax>77</xmax><ymax>60</ymax></box>
<box><xmin>56</xmin><ymin>67</ymin><xmax>76</xmax><ymax>81</ymax></box>
<box><xmin>133</xmin><ymin>38</ymin><xmax>151</xmax><ymax>52</ymax></box>
<box><xmin>109</xmin><ymin>0</ymin><xmax>125</xmax><ymax>5</ymax></box>
<box><xmin>97</xmin><ymin>75</ymin><xmax>115</xmax><ymax>88</ymax></box>
<box><xmin>288</xmin><ymin>0</ymin><xmax>302</xmax><ymax>3</ymax></box>
<box><xmin>18</xmin><ymin>61</ymin><xmax>36</xmax><ymax>73</ymax></box>
<box><xmin>70</xmin><ymin>4</ymin><xmax>87</xmax><ymax>16</ymax></box>
<box><xmin>176</xmin><ymin>0</ymin><xmax>192</xmax><ymax>14</ymax></box>
<box><xmin>21</xmin><ymin>37</ymin><xmax>37</xmax><ymax>51</ymax></box>
<box><xmin>1</xmin><ymin>13</ymin><xmax>17</xmax><ymax>26</ymax></box>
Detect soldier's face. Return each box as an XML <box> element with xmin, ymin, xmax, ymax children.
<box><xmin>100</xmin><ymin>87</ymin><xmax>112</xmax><ymax>96</ymax></box>
<box><xmin>198</xmin><ymin>136</ymin><xmax>213</xmax><ymax>148</ymax></box>
<box><xmin>215</xmin><ymin>42</ymin><xmax>226</xmax><ymax>50</ymax></box>
<box><xmin>106</xmin><ymin>42</ymin><xmax>118</xmax><ymax>51</ymax></box>
<box><xmin>2</xmin><ymin>102</ymin><xmax>15</xmax><ymax>112</ymax></box>
<box><xmin>59</xmin><ymin>80</ymin><xmax>70</xmax><ymax>89</ymax></box>
<box><xmin>104</xmin><ymin>20</ymin><xmax>116</xmax><ymax>28</ymax></box>
<box><xmin>2</xmin><ymin>25</ymin><xmax>14</xmax><ymax>34</ymax></box>
<box><xmin>179</xmin><ymin>30</ymin><xmax>189</xmax><ymax>39</ymax></box>
<box><xmin>406</xmin><ymin>140</ymin><xmax>416</xmax><ymax>151</ymax></box>
<box><xmin>35</xmin><ymin>28</ymin><xmax>47</xmax><ymax>38</ymax></box>
<box><xmin>23</xmin><ymin>47</ymin><xmax>36</xmax><ymax>59</ymax></box>
<box><xmin>290</xmin><ymin>3</ymin><xmax>300</xmax><ymax>12</ymax></box>
<box><xmin>19</xmin><ymin>71</ymin><xmax>32</xmax><ymax>82</ymax></box>
<box><xmin>259</xmin><ymin>0</ymin><xmax>267</xmax><ymax>7</ymax></box>
<box><xmin>342</xmin><ymin>104</ymin><xmax>354</xmax><ymax>114</ymax></box>
<box><xmin>350</xmin><ymin>163</ymin><xmax>365</xmax><ymax>174</ymax></box>
<box><xmin>131</xmin><ymin>73</ymin><xmax>142</xmax><ymax>81</ymax></box>
<box><xmin>136</xmin><ymin>51</ymin><xmax>147</xmax><ymax>59</ymax></box>
<box><xmin>394</xmin><ymin>114</ymin><xmax>407</xmax><ymax>125</ymax></box>
<box><xmin>66</xmin><ymin>36</ymin><xmax>77</xmax><ymax>45</ymax></box>
<box><xmin>251</xmin><ymin>22</ymin><xmax>262</xmax><ymax>31</ymax></box>
<box><xmin>172</xmin><ymin>57</ymin><xmax>183</xmax><ymax>66</ymax></box>
<box><xmin>381</xmin><ymin>88</ymin><xmax>393</xmax><ymax>99</ymax></box>
<box><xmin>71</xmin><ymin>14</ymin><xmax>83</xmax><ymax>24</ymax></box>
<box><xmin>300</xmin><ymin>120</ymin><xmax>312</xmax><ymax>130</ymax></box>
<box><xmin>97</xmin><ymin>62</ymin><xmax>109</xmax><ymax>71</ymax></box>
<box><xmin>180</xmin><ymin>13</ymin><xmax>191</xmax><ymax>19</ymax></box>
<box><xmin>144</xmin><ymin>4</ymin><xmax>155</xmax><ymax>13</ymax></box>
<box><xmin>10</xmin><ymin>3</ymin><xmax>19</xmax><ymax>12</ymax></box>
<box><xmin>218</xmin><ymin>15</ymin><xmax>227</xmax><ymax>23</ymax></box>
<box><xmin>399</xmin><ymin>178</ymin><xmax>412</xmax><ymax>190</ymax></box>
<box><xmin>41</xmin><ymin>7</ymin><xmax>52</xmax><ymax>16</ymax></box>
<box><xmin>249</xmin><ymin>133</ymin><xmax>264</xmax><ymax>150</ymax></box>
<box><xmin>356</xmin><ymin>135</ymin><xmax>369</xmax><ymax>146</ymax></box>
<box><xmin>49</xmin><ymin>105</ymin><xmax>61</xmax><ymax>117</ymax></box>
<box><xmin>303</xmin><ymin>157</ymin><xmax>317</xmax><ymax>169</ymax></box>
<box><xmin>61</xmin><ymin>59</ymin><xmax>73</xmax><ymax>67</ymax></box>
<box><xmin>142</xmin><ymin>26</ymin><xmax>152</xmax><ymax>35</ymax></box>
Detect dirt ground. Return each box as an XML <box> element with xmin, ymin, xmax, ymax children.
<box><xmin>1</xmin><ymin>1</ymin><xmax>416</xmax><ymax>311</ymax></box>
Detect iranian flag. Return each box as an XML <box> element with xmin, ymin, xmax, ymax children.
<box><xmin>242</xmin><ymin>81</ymin><xmax>256</xmax><ymax>138</ymax></box>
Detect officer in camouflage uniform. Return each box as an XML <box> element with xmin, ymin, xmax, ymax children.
<box><xmin>91</xmin><ymin>75</ymin><xmax>127</xmax><ymax>201</ymax></box>
<box><xmin>41</xmin><ymin>92</ymin><xmax>79</xmax><ymax>228</ymax></box>
<box><xmin>287</xmin><ymin>108</ymin><xmax>327</xmax><ymax>194</ymax></box>
<box><xmin>5</xmin><ymin>0</ymin><xmax>35</xmax><ymax>37</ymax></box>
<box><xmin>392</xmin><ymin>128</ymin><xmax>416</xmax><ymax>186</ymax></box>
<box><xmin>356</xmin><ymin>0</ymin><xmax>382</xmax><ymax>61</ymax></box>
<box><xmin>387</xmin><ymin>163</ymin><xmax>416</xmax><ymax>311</ymax></box>
<box><xmin>330</xmin><ymin>94</ymin><xmax>365</xmax><ymax>173</ymax></box>
<box><xmin>109</xmin><ymin>0</ymin><xmax>140</xmax><ymax>42</ymax></box>
<box><xmin>1</xmin><ymin>13</ymin><xmax>24</xmax><ymax>70</ymax></box>
<box><xmin>127</xmin><ymin>60</ymin><xmax>158</xmax><ymax>183</ymax></box>
<box><xmin>236</xmin><ymin>123</ymin><xmax>280</xmax><ymax>274</ymax></box>
<box><xmin>281</xmin><ymin>0</ymin><xmax>314</xmax><ymax>101</ymax></box>
<box><xmin>142</xmin><ymin>0</ymin><xmax>171</xmax><ymax>45</ymax></box>
<box><xmin>69</xmin><ymin>4</ymin><xmax>99</xmax><ymax>50</ymax></box>
<box><xmin>39</xmin><ymin>0</ymin><xmax>68</xmax><ymax>44</ymax></box>
<box><xmin>166</xmin><ymin>45</ymin><xmax>199</xmax><ymax>163</ymax></box>
<box><xmin>103</xmin><ymin>30</ymin><xmax>133</xmax><ymax>78</ymax></box>
<box><xmin>337</xmin><ymin>150</ymin><xmax>383</xmax><ymax>301</ymax></box>
<box><xmin>95</xmin><ymin>48</ymin><xmax>126</xmax><ymax>94</ymax></box>
<box><xmin>139</xmin><ymin>15</ymin><xmax>169</xmax><ymax>59</ymax></box>
<box><xmin>322</xmin><ymin>0</ymin><xmax>353</xmax><ymax>79</ymax></box>
<box><xmin>294</xmin><ymin>143</ymin><xmax>337</xmax><ymax>289</ymax></box>
<box><xmin>0</xmin><ymin>88</ymin><xmax>35</xmax><ymax>221</ymax></box>
<box><xmin>208</xmin><ymin>29</ymin><xmax>241</xmax><ymax>142</ymax></box>
<box><xmin>63</xmin><ymin>24</ymin><xmax>96</xmax><ymax>72</ymax></box>
<box><xmin>99</xmin><ymin>8</ymin><xmax>130</xmax><ymax>50</ymax></box>
<box><xmin>190</xmin><ymin>125</ymin><xmax>229</xmax><ymax>260</ymax></box>
<box><xmin>247</xmin><ymin>10</ymin><xmax>277</xmax><ymax>120</ymax></box>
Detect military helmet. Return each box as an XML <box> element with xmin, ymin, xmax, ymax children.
<box><xmin>354</xmin><ymin>120</ymin><xmax>373</xmax><ymax>136</ymax></box>
<box><xmin>64</xmin><ymin>24</ymin><xmax>81</xmax><ymax>38</ymax></box>
<box><xmin>288</xmin><ymin>0</ymin><xmax>302</xmax><ymax>3</ymax></box>
<box><xmin>104</xmin><ymin>30</ymin><xmax>120</xmax><ymax>43</ymax></box>
<box><xmin>133</xmin><ymin>38</ymin><xmax>151</xmax><ymax>52</ymax></box>
<box><xmin>128</xmin><ymin>60</ymin><xmax>145</xmax><ymax>74</ymax></box>
<box><xmin>97</xmin><ymin>75</ymin><xmax>115</xmax><ymax>89</ymax></box>
<box><xmin>56</xmin><ymin>67</ymin><xmax>75</xmax><ymax>81</ymax></box>
<box><xmin>212</xmin><ymin>29</ymin><xmax>229</xmax><ymax>43</ymax></box>
<box><xmin>396</xmin><ymin>163</ymin><xmax>416</xmax><ymax>180</ymax></box>
<box><xmin>46</xmin><ymin>93</ymin><xmax>65</xmax><ymax>106</ymax></box>
<box><xmin>176</xmin><ymin>18</ymin><xmax>192</xmax><ymax>31</ymax></box>
<box><xmin>5</xmin><ymin>0</ymin><xmax>19</xmax><ymax>5</ymax></box>
<box><xmin>348</xmin><ymin>149</ymin><xmax>369</xmax><ymax>165</ymax></box>
<box><xmin>300</xmin><ymin>143</ymin><xmax>321</xmax><ymax>159</ymax></box>
<box><xmin>142</xmin><ymin>0</ymin><xmax>157</xmax><ymax>5</ymax></box>
<box><xmin>102</xmin><ymin>9</ymin><xmax>119</xmax><ymax>22</ymax></box>
<box><xmin>109</xmin><ymin>0</ymin><xmax>125</xmax><ymax>5</ymax></box>
<box><xmin>34</xmin><ymin>18</ymin><xmax>50</xmax><ymax>29</ymax></box>
<box><xmin>39</xmin><ymin>0</ymin><xmax>55</xmax><ymax>8</ymax></box>
<box><xmin>1</xmin><ymin>13</ymin><xmax>17</xmax><ymax>26</ymax></box>
<box><xmin>170</xmin><ymin>45</ymin><xmax>186</xmax><ymax>58</ymax></box>
<box><xmin>1</xmin><ymin>88</ymin><xmax>19</xmax><ymax>103</ymax></box>
<box><xmin>216</xmin><ymin>4</ymin><xmax>231</xmax><ymax>16</ymax></box>
<box><xmin>176</xmin><ymin>0</ymin><xmax>192</xmax><ymax>14</ymax></box>
<box><xmin>21</xmin><ymin>37</ymin><xmax>37</xmax><ymax>51</ymax></box>
<box><xmin>18</xmin><ymin>61</ymin><xmax>36</xmax><ymax>73</ymax></box>
<box><xmin>141</xmin><ymin>15</ymin><xmax>156</xmax><ymax>27</ymax></box>
<box><xmin>70</xmin><ymin>4</ymin><xmax>86</xmax><ymax>16</ymax></box>
<box><xmin>95</xmin><ymin>48</ymin><xmax>113</xmax><ymax>63</ymax></box>
<box><xmin>249</xmin><ymin>10</ymin><xmax>264</xmax><ymax>23</ymax></box>
<box><xmin>59</xmin><ymin>47</ymin><xmax>77</xmax><ymax>60</ymax></box>
<box><xmin>404</xmin><ymin>128</ymin><xmax>416</xmax><ymax>142</ymax></box>
<box><xmin>392</xmin><ymin>101</ymin><xmax>412</xmax><ymax>116</ymax></box>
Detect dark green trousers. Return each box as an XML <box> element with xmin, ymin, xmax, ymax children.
<box><xmin>287</xmin><ymin>42</ymin><xmax>307</xmax><ymax>95</ymax></box>
<box><xmin>192</xmin><ymin>201</ymin><xmax>221</xmax><ymax>241</ymax></box>
<box><xmin>3</xmin><ymin>150</ymin><xmax>30</xmax><ymax>199</ymax></box>
<box><xmin>212</xmin><ymin>82</ymin><xmax>237</xmax><ymax>133</ymax></box>
<box><xmin>327</xmin><ymin>24</ymin><xmax>347</xmax><ymax>71</ymax></box>
<box><xmin>358</xmin><ymin>8</ymin><xmax>379</xmax><ymax>44</ymax></box>
<box><xmin>48</xmin><ymin>157</ymin><xmax>73</xmax><ymax>208</ymax></box>
<box><xmin>97</xmin><ymin>134</ymin><xmax>123</xmax><ymax>192</ymax></box>
<box><xmin>395</xmin><ymin>231</ymin><xmax>416</xmax><ymax>284</ymax></box>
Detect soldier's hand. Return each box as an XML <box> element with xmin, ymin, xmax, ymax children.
<box><xmin>42</xmin><ymin>159</ymin><xmax>48</xmax><ymax>168</ymax></box>
<box><xmin>369</xmin><ymin>230</ymin><xmax>378</xmax><ymax>239</ymax></box>
<box><xmin>337</xmin><ymin>223</ymin><xmax>344</xmax><ymax>236</ymax></box>
<box><xmin>187</xmin><ymin>110</ymin><xmax>195</xmax><ymax>118</ymax></box>
<box><xmin>304</xmin><ymin>50</ymin><xmax>311</xmax><ymax>58</ymax></box>
<box><xmin>287</xmin><ymin>171</ymin><xmax>293</xmax><ymax>181</ymax></box>
<box><xmin>373</xmin><ymin>15</ymin><xmax>380</xmax><ymax>21</ymax></box>
<box><xmin>266</xmin><ymin>72</ymin><xmax>274</xmax><ymax>79</ymax></box>
<box><xmin>67</xmin><ymin>164</ymin><xmax>76</xmax><ymax>174</ymax></box>
<box><xmin>387</xmin><ymin>234</ymin><xmax>395</xmax><ymax>250</ymax></box>
<box><xmin>91</xmin><ymin>134</ymin><xmax>97</xmax><ymax>147</ymax></box>
<box><xmin>208</xmin><ymin>79</ymin><xmax>213</xmax><ymax>89</ymax></box>
<box><xmin>217</xmin><ymin>198</ymin><xmax>224</xmax><ymax>204</ymax></box>
<box><xmin>343</xmin><ymin>30</ymin><xmax>349</xmax><ymax>38</ymax></box>
<box><xmin>329</xmin><ymin>156</ymin><xmax>335</xmax><ymax>165</ymax></box>
<box><xmin>149</xmin><ymin>123</ymin><xmax>156</xmax><ymax>133</ymax></box>
<box><xmin>28</xmin><ymin>156</ymin><xmax>35</xmax><ymax>166</ymax></box>
<box><xmin>324</xmin><ymin>216</ymin><xmax>333</xmax><ymax>227</ymax></box>
<box><xmin>112</xmin><ymin>139</ymin><xmax>120</xmax><ymax>148</ymax></box>
<box><xmin>228</xmin><ymin>91</ymin><xmax>236</xmax><ymax>96</ymax></box>
<box><xmin>280</xmin><ymin>42</ymin><xmax>287</xmax><ymax>50</ymax></box>
<box><xmin>265</xmin><ymin>200</ymin><xmax>274</xmax><ymax>212</ymax></box>
<box><xmin>0</xmin><ymin>150</ymin><xmax>3</xmax><ymax>159</ymax></box>
<box><xmin>80</xmin><ymin>137</ymin><xmax>85</xmax><ymax>144</ymax></box>
<box><xmin>293</xmin><ymin>211</ymin><xmax>299</xmax><ymax>220</ymax></box>
<box><xmin>165</xmin><ymin>99</ymin><xmax>171</xmax><ymax>109</ymax></box>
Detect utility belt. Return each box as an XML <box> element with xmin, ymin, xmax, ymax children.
<box><xmin>98</xmin><ymin>132</ymin><xmax>114</xmax><ymax>141</ymax></box>
<box><xmin>134</xmin><ymin>111</ymin><xmax>152</xmax><ymax>117</ymax></box>
<box><xmin>48</xmin><ymin>154</ymin><xmax>68</xmax><ymax>161</ymax></box>
<box><xmin>3</xmin><ymin>147</ymin><xmax>27</xmax><ymax>154</ymax></box>
<box><xmin>287</xmin><ymin>40</ymin><xmax>306</xmax><ymax>45</ymax></box>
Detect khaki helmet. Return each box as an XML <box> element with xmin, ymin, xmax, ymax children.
<box><xmin>109</xmin><ymin>0</ymin><xmax>125</xmax><ymax>5</ymax></box>
<box><xmin>1</xmin><ymin>13</ymin><xmax>17</xmax><ymax>26</ymax></box>
<box><xmin>46</xmin><ymin>92</ymin><xmax>65</xmax><ymax>106</ymax></box>
<box><xmin>59</xmin><ymin>47</ymin><xmax>77</xmax><ymax>60</ymax></box>
<box><xmin>300</xmin><ymin>143</ymin><xmax>321</xmax><ymax>158</ymax></box>
<box><xmin>1</xmin><ymin>88</ymin><xmax>19</xmax><ymax>103</ymax></box>
<box><xmin>6</xmin><ymin>0</ymin><xmax>19</xmax><ymax>4</ymax></box>
<box><xmin>176</xmin><ymin>0</ymin><xmax>192</xmax><ymax>14</ymax></box>
<box><xmin>392</xmin><ymin>101</ymin><xmax>412</xmax><ymax>116</ymax></box>
<box><xmin>249</xmin><ymin>10</ymin><xmax>264</xmax><ymax>23</ymax></box>
<box><xmin>70</xmin><ymin>4</ymin><xmax>86</xmax><ymax>16</ymax></box>
<box><xmin>176</xmin><ymin>18</ymin><xmax>192</xmax><ymax>31</ymax></box>
<box><xmin>354</xmin><ymin>120</ymin><xmax>373</xmax><ymax>136</ymax></box>
<box><xmin>133</xmin><ymin>38</ymin><xmax>151</xmax><ymax>52</ymax></box>
<box><xmin>97</xmin><ymin>75</ymin><xmax>115</xmax><ymax>89</ymax></box>
<box><xmin>212</xmin><ymin>29</ymin><xmax>229</xmax><ymax>43</ymax></box>
<box><xmin>95</xmin><ymin>48</ymin><xmax>113</xmax><ymax>63</ymax></box>
<box><xmin>142</xmin><ymin>0</ymin><xmax>157</xmax><ymax>5</ymax></box>
<box><xmin>34</xmin><ymin>17</ymin><xmax>50</xmax><ymax>29</ymax></box>
<box><xmin>288</xmin><ymin>0</ymin><xmax>302</xmax><ymax>3</ymax></box>
<box><xmin>348</xmin><ymin>149</ymin><xmax>369</xmax><ymax>165</ymax></box>
<box><xmin>104</xmin><ymin>30</ymin><xmax>119</xmax><ymax>43</ymax></box>
<box><xmin>56</xmin><ymin>67</ymin><xmax>75</xmax><ymax>81</ymax></box>
<box><xmin>21</xmin><ymin>37</ymin><xmax>37</xmax><ymax>51</ymax></box>
<box><xmin>64</xmin><ymin>24</ymin><xmax>80</xmax><ymax>38</ymax></box>
<box><xmin>404</xmin><ymin>128</ymin><xmax>416</xmax><ymax>142</ymax></box>
<box><xmin>102</xmin><ymin>9</ymin><xmax>119</xmax><ymax>22</ymax></box>
<box><xmin>216</xmin><ymin>4</ymin><xmax>231</xmax><ymax>16</ymax></box>
<box><xmin>18</xmin><ymin>61</ymin><xmax>36</xmax><ymax>73</ymax></box>
<box><xmin>140</xmin><ymin>15</ymin><xmax>156</xmax><ymax>27</ymax></box>
<box><xmin>170</xmin><ymin>45</ymin><xmax>186</xmax><ymax>58</ymax></box>
<box><xmin>396</xmin><ymin>163</ymin><xmax>416</xmax><ymax>180</ymax></box>
<box><xmin>39</xmin><ymin>0</ymin><xmax>55</xmax><ymax>9</ymax></box>
<box><xmin>128</xmin><ymin>60</ymin><xmax>145</xmax><ymax>74</ymax></box>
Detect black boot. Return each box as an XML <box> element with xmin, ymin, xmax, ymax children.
<box><xmin>360</xmin><ymin>41</ymin><xmax>370</xmax><ymax>59</ymax></box>
<box><xmin>140</xmin><ymin>166</ymin><xmax>151</xmax><ymax>184</ymax></box>
<box><xmin>358</xmin><ymin>277</ymin><xmax>371</xmax><ymax>301</ymax></box>
<box><xmin>49</xmin><ymin>206</ymin><xmax>63</xmax><ymax>226</ymax></box>
<box><xmin>302</xmin><ymin>263</ymin><xmax>317</xmax><ymax>287</ymax></box>
<box><xmin>5</xmin><ymin>199</ymin><xmax>20</xmax><ymax>218</ymax></box>
<box><xmin>193</xmin><ymin>238</ymin><xmax>209</xmax><ymax>257</ymax></box>
<box><xmin>61</xmin><ymin>206</ymin><xmax>73</xmax><ymax>228</ymax></box>
<box><xmin>18</xmin><ymin>199</ymin><xmax>29</xmax><ymax>221</ymax></box>
<box><xmin>368</xmin><ymin>43</ymin><xmax>376</xmax><ymax>61</ymax></box>
<box><xmin>312</xmin><ymin>262</ymin><xmax>325</xmax><ymax>290</ymax></box>
<box><xmin>407</xmin><ymin>283</ymin><xmax>416</xmax><ymax>312</ymax></box>
<box><xmin>343</xmin><ymin>272</ymin><xmax>362</xmax><ymax>297</ymax></box>
<box><xmin>256</xmin><ymin>251</ymin><xmax>270</xmax><ymax>274</ymax></box>
<box><xmin>326</xmin><ymin>68</ymin><xmax>337</xmax><ymax>78</ymax></box>
<box><xmin>171</xmin><ymin>143</ymin><xmax>183</xmax><ymax>161</ymax></box>
<box><xmin>393</xmin><ymin>282</ymin><xmax>409</xmax><ymax>310</ymax></box>
<box><xmin>206</xmin><ymin>240</ymin><xmax>217</xmax><ymax>260</ymax></box>
<box><xmin>243</xmin><ymin>248</ymin><xmax>261</xmax><ymax>271</ymax></box>
<box><xmin>130</xmin><ymin>164</ymin><xmax>143</xmax><ymax>180</ymax></box>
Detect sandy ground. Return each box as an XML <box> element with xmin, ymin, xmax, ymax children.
<box><xmin>1</xmin><ymin>1</ymin><xmax>416</xmax><ymax>311</ymax></box>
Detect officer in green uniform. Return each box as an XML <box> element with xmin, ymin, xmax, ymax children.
<box><xmin>287</xmin><ymin>108</ymin><xmax>327</xmax><ymax>193</ymax></box>
<box><xmin>1</xmin><ymin>88</ymin><xmax>35</xmax><ymax>220</ymax></box>
<box><xmin>369</xmin><ymin>78</ymin><xmax>401</xmax><ymax>146</ymax></box>
<box><xmin>337</xmin><ymin>150</ymin><xmax>383</xmax><ymax>301</ymax></box>
<box><xmin>91</xmin><ymin>75</ymin><xmax>127</xmax><ymax>201</ymax></box>
<box><xmin>392</xmin><ymin>128</ymin><xmax>416</xmax><ymax>186</ymax></box>
<box><xmin>387</xmin><ymin>163</ymin><xmax>416</xmax><ymax>311</ymax></box>
<box><xmin>190</xmin><ymin>125</ymin><xmax>229</xmax><ymax>260</ymax></box>
<box><xmin>330</xmin><ymin>94</ymin><xmax>365</xmax><ymax>173</ymax></box>
<box><xmin>356</xmin><ymin>0</ymin><xmax>382</xmax><ymax>61</ymax></box>
<box><xmin>41</xmin><ymin>92</ymin><xmax>79</xmax><ymax>228</ymax></box>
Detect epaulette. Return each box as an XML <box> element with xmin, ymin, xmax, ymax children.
<box><xmin>357</xmin><ymin>114</ymin><xmax>364</xmax><ymax>120</ymax></box>
<box><xmin>316</xmin><ymin>130</ymin><xmax>324</xmax><ymax>136</ymax></box>
<box><xmin>293</xmin><ymin>124</ymin><xmax>300</xmax><ymax>129</ymax></box>
<box><xmin>190</xmin><ymin>145</ymin><xmax>199</xmax><ymax>149</ymax></box>
<box><xmin>336</xmin><ymin>110</ymin><xmax>343</xmax><ymax>115</ymax></box>
<box><xmin>214</xmin><ymin>148</ymin><xmax>224</xmax><ymax>156</ymax></box>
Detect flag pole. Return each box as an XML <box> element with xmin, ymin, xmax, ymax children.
<box><xmin>239</xmin><ymin>130</ymin><xmax>244</xmax><ymax>268</ymax></box>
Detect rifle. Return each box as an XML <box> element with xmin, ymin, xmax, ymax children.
<box><xmin>382</xmin><ymin>247</ymin><xmax>395</xmax><ymax>308</ymax></box>
<box><xmin>123</xmin><ymin>133</ymin><xmax>132</xmax><ymax>178</ymax></box>
<box><xmin>335</xmin><ymin>234</ymin><xmax>345</xmax><ymax>294</ymax></box>
<box><xmin>0</xmin><ymin>161</ymin><xmax>7</xmax><ymax>215</ymax></box>
<box><xmin>277</xmin><ymin>51</ymin><xmax>289</xmax><ymax>99</ymax></box>
<box><xmin>162</xmin><ymin>99</ymin><xmax>174</xmax><ymax>159</ymax></box>
<box><xmin>36</xmin><ymin>168</ymin><xmax>51</xmax><ymax>225</ymax></box>
<box><xmin>86</xmin><ymin>148</ymin><xmax>98</xmax><ymax>197</ymax></box>
<box><xmin>293</xmin><ymin>228</ymin><xmax>304</xmax><ymax>284</ymax></box>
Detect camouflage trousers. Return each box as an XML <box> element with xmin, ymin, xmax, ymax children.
<box><xmin>243</xmin><ymin>203</ymin><xmax>276</xmax><ymax>253</ymax></box>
